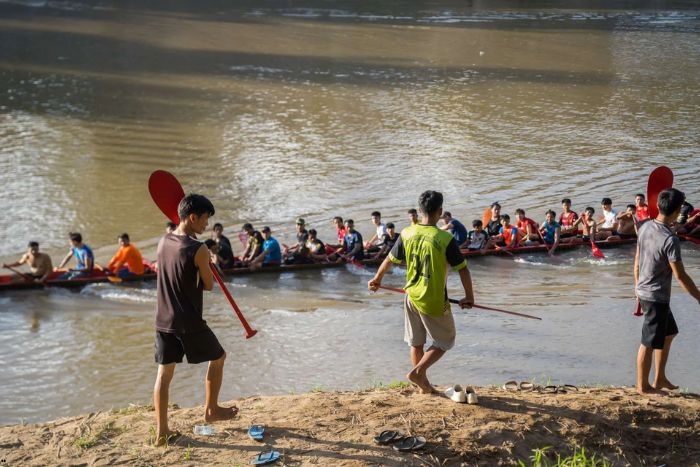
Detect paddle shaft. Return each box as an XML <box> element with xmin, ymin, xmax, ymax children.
<box><xmin>376</xmin><ymin>285</ymin><xmax>542</xmax><ymax>321</ymax></box>
<box><xmin>3</xmin><ymin>265</ymin><xmax>35</xmax><ymax>282</ymax></box>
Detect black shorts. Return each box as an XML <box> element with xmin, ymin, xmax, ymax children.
<box><xmin>155</xmin><ymin>326</ymin><xmax>225</xmax><ymax>365</ymax></box>
<box><xmin>640</xmin><ymin>300</ymin><xmax>679</xmax><ymax>349</ymax></box>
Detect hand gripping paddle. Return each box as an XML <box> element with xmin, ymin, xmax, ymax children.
<box><xmin>148</xmin><ymin>170</ymin><xmax>257</xmax><ymax>339</ymax></box>
<box><xmin>647</xmin><ymin>166</ymin><xmax>673</xmax><ymax>220</ymax></box>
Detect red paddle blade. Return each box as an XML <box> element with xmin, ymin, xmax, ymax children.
<box><xmin>591</xmin><ymin>242</ymin><xmax>605</xmax><ymax>258</ymax></box>
<box><xmin>482</xmin><ymin>207</ymin><xmax>492</xmax><ymax>229</ymax></box>
<box><xmin>149</xmin><ymin>170</ymin><xmax>185</xmax><ymax>224</ymax></box>
<box><xmin>633</xmin><ymin>300</ymin><xmax>643</xmax><ymax>316</ymax></box>
<box><xmin>647</xmin><ymin>166</ymin><xmax>673</xmax><ymax>219</ymax></box>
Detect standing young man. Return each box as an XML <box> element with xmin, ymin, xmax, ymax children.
<box><xmin>635</xmin><ymin>188</ymin><xmax>700</xmax><ymax>396</ymax></box>
<box><xmin>368</xmin><ymin>191</ymin><xmax>474</xmax><ymax>394</ymax></box>
<box><xmin>153</xmin><ymin>194</ymin><xmax>237</xmax><ymax>445</ymax></box>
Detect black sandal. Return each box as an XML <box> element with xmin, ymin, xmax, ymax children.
<box><xmin>392</xmin><ymin>436</ymin><xmax>427</xmax><ymax>451</ymax></box>
<box><xmin>374</xmin><ymin>430</ymin><xmax>400</xmax><ymax>445</ymax></box>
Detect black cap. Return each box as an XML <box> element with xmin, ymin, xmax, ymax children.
<box><xmin>242</xmin><ymin>223</ymin><xmax>253</xmax><ymax>230</ymax></box>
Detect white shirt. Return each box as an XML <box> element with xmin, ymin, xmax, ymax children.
<box><xmin>602</xmin><ymin>208</ymin><xmax>618</xmax><ymax>228</ymax></box>
<box><xmin>374</xmin><ymin>223</ymin><xmax>387</xmax><ymax>245</ymax></box>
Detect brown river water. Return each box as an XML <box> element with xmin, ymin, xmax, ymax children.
<box><xmin>0</xmin><ymin>1</ymin><xmax>699</xmax><ymax>424</ymax></box>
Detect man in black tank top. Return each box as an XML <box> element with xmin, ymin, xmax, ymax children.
<box><xmin>153</xmin><ymin>194</ymin><xmax>237</xmax><ymax>445</ymax></box>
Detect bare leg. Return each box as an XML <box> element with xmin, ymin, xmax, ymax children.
<box><xmin>636</xmin><ymin>345</ymin><xmax>665</xmax><ymax>396</ymax></box>
<box><xmin>154</xmin><ymin>363</ymin><xmax>177</xmax><ymax>445</ymax></box>
<box><xmin>410</xmin><ymin>345</ymin><xmax>424</xmax><ymax>367</ymax></box>
<box><xmin>204</xmin><ymin>353</ymin><xmax>238</xmax><ymax>422</ymax></box>
<box><xmin>653</xmin><ymin>334</ymin><xmax>679</xmax><ymax>390</ymax></box>
<box><xmin>407</xmin><ymin>346</ymin><xmax>445</xmax><ymax>394</ymax></box>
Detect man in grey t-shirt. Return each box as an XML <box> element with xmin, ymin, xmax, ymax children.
<box><xmin>634</xmin><ymin>188</ymin><xmax>700</xmax><ymax>396</ymax></box>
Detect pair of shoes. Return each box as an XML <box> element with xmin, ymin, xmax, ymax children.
<box><xmin>541</xmin><ymin>384</ymin><xmax>579</xmax><ymax>394</ymax></box>
<box><xmin>445</xmin><ymin>385</ymin><xmax>479</xmax><ymax>404</ymax></box>
<box><xmin>251</xmin><ymin>448</ymin><xmax>280</xmax><ymax>465</ymax></box>
<box><xmin>247</xmin><ymin>425</ymin><xmax>265</xmax><ymax>441</ymax></box>
<box><xmin>374</xmin><ymin>431</ymin><xmax>427</xmax><ymax>451</ymax></box>
<box><xmin>502</xmin><ymin>380</ymin><xmax>537</xmax><ymax>392</ymax></box>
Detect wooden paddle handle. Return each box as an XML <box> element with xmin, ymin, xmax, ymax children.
<box><xmin>209</xmin><ymin>263</ymin><xmax>257</xmax><ymax>339</ymax></box>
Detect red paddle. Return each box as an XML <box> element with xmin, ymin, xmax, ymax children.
<box><xmin>647</xmin><ymin>166</ymin><xmax>673</xmax><ymax>219</ymax></box>
<box><xmin>481</xmin><ymin>207</ymin><xmax>492</xmax><ymax>230</ymax></box>
<box><xmin>590</xmin><ymin>240</ymin><xmax>605</xmax><ymax>259</ymax></box>
<box><xmin>148</xmin><ymin>170</ymin><xmax>257</xmax><ymax>339</ymax></box>
<box><xmin>376</xmin><ymin>284</ymin><xmax>542</xmax><ymax>321</ymax></box>
<box><xmin>633</xmin><ymin>299</ymin><xmax>643</xmax><ymax>317</ymax></box>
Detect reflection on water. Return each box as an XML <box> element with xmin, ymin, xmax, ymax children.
<box><xmin>0</xmin><ymin>1</ymin><xmax>699</xmax><ymax>424</ymax></box>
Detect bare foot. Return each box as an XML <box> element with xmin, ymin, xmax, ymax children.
<box><xmin>407</xmin><ymin>370</ymin><xmax>439</xmax><ymax>395</ymax></box>
<box><xmin>653</xmin><ymin>379</ymin><xmax>679</xmax><ymax>391</ymax></box>
<box><xmin>636</xmin><ymin>386</ymin><xmax>667</xmax><ymax>396</ymax></box>
<box><xmin>205</xmin><ymin>405</ymin><xmax>238</xmax><ymax>422</ymax></box>
<box><xmin>154</xmin><ymin>430</ymin><xmax>181</xmax><ymax>446</ymax></box>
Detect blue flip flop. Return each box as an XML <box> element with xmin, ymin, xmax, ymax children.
<box><xmin>247</xmin><ymin>425</ymin><xmax>265</xmax><ymax>441</ymax></box>
<box><xmin>251</xmin><ymin>449</ymin><xmax>280</xmax><ymax>465</ymax></box>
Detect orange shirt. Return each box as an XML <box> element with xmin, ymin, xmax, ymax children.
<box><xmin>108</xmin><ymin>244</ymin><xmax>145</xmax><ymax>275</ymax></box>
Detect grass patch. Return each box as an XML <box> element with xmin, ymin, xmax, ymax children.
<box><xmin>74</xmin><ymin>421</ymin><xmax>127</xmax><ymax>450</ymax></box>
<box><xmin>368</xmin><ymin>380</ymin><xmax>411</xmax><ymax>390</ymax></box>
<box><xmin>518</xmin><ymin>446</ymin><xmax>612</xmax><ymax>467</ymax></box>
<box><xmin>184</xmin><ymin>444</ymin><xmax>193</xmax><ymax>461</ymax></box>
<box><xmin>311</xmin><ymin>385</ymin><xmax>327</xmax><ymax>393</ymax></box>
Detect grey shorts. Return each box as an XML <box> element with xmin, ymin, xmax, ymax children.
<box><xmin>404</xmin><ymin>296</ymin><xmax>456</xmax><ymax>351</ymax></box>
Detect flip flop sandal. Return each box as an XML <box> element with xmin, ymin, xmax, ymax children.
<box><xmin>542</xmin><ymin>385</ymin><xmax>558</xmax><ymax>394</ymax></box>
<box><xmin>562</xmin><ymin>384</ymin><xmax>579</xmax><ymax>392</ymax></box>
<box><xmin>251</xmin><ymin>449</ymin><xmax>280</xmax><ymax>465</ymax></box>
<box><xmin>374</xmin><ymin>430</ymin><xmax>400</xmax><ymax>445</ymax></box>
<box><xmin>247</xmin><ymin>425</ymin><xmax>265</xmax><ymax>441</ymax></box>
<box><xmin>392</xmin><ymin>436</ymin><xmax>427</xmax><ymax>452</ymax></box>
<box><xmin>502</xmin><ymin>380</ymin><xmax>519</xmax><ymax>391</ymax></box>
<box><xmin>519</xmin><ymin>382</ymin><xmax>535</xmax><ymax>391</ymax></box>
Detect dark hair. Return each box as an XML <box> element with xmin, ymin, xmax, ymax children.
<box><xmin>601</xmin><ymin>197</ymin><xmax>612</xmax><ymax>205</ymax></box>
<box><xmin>635</xmin><ymin>193</ymin><xmax>645</xmax><ymax>199</ymax></box>
<box><xmin>333</xmin><ymin>216</ymin><xmax>343</xmax><ymax>223</ymax></box>
<box><xmin>178</xmin><ymin>194</ymin><xmax>215</xmax><ymax>221</ymax></box>
<box><xmin>418</xmin><ymin>190</ymin><xmax>443</xmax><ymax>215</ymax></box>
<box><xmin>213</xmin><ymin>223</ymin><xmax>223</xmax><ymax>229</ymax></box>
<box><xmin>561</xmin><ymin>198</ymin><xmax>571</xmax><ymax>204</ymax></box>
<box><xmin>166</xmin><ymin>222</ymin><xmax>177</xmax><ymax>230</ymax></box>
<box><xmin>443</xmin><ymin>211</ymin><xmax>452</xmax><ymax>218</ymax></box>
<box><xmin>585</xmin><ymin>206</ymin><xmax>595</xmax><ymax>215</ymax></box>
<box><xmin>243</xmin><ymin>223</ymin><xmax>253</xmax><ymax>230</ymax></box>
<box><xmin>371</xmin><ymin>211</ymin><xmax>381</xmax><ymax>217</ymax></box>
<box><xmin>261</xmin><ymin>226</ymin><xmax>271</xmax><ymax>233</ymax></box>
<box><xmin>657</xmin><ymin>188</ymin><xmax>685</xmax><ymax>216</ymax></box>
<box><xmin>69</xmin><ymin>232</ymin><xmax>82</xmax><ymax>243</ymax></box>
<box><xmin>472</xmin><ymin>220</ymin><xmax>483</xmax><ymax>228</ymax></box>
<box><xmin>407</xmin><ymin>208</ymin><xmax>417</xmax><ymax>215</ymax></box>
<box><xmin>500</xmin><ymin>214</ymin><xmax>510</xmax><ymax>222</ymax></box>
<box><xmin>204</xmin><ymin>239</ymin><xmax>216</xmax><ymax>249</ymax></box>
<box><xmin>345</xmin><ymin>219</ymin><xmax>354</xmax><ymax>225</ymax></box>
<box><xmin>386</xmin><ymin>222</ymin><xmax>395</xmax><ymax>229</ymax></box>
<box><xmin>309</xmin><ymin>228</ymin><xmax>317</xmax><ymax>236</ymax></box>
<box><xmin>28</xmin><ymin>241</ymin><xmax>39</xmax><ymax>248</ymax></box>
<box><xmin>490</xmin><ymin>202</ymin><xmax>501</xmax><ymax>209</ymax></box>
<box><xmin>119</xmin><ymin>233</ymin><xmax>129</xmax><ymax>242</ymax></box>
<box><xmin>626</xmin><ymin>204</ymin><xmax>636</xmax><ymax>210</ymax></box>
<box><xmin>545</xmin><ymin>210</ymin><xmax>556</xmax><ymax>217</ymax></box>
<box><xmin>515</xmin><ymin>208</ymin><xmax>525</xmax><ymax>215</ymax></box>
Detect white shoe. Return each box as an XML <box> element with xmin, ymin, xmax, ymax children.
<box><xmin>445</xmin><ymin>385</ymin><xmax>466</xmax><ymax>403</ymax></box>
<box><xmin>465</xmin><ymin>386</ymin><xmax>479</xmax><ymax>405</ymax></box>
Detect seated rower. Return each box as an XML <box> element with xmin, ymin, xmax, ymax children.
<box><xmin>2</xmin><ymin>241</ymin><xmax>53</xmax><ymax>282</ymax></box>
<box><xmin>327</xmin><ymin>216</ymin><xmax>348</xmax><ymax>251</ymax></box>
<box><xmin>339</xmin><ymin>219</ymin><xmax>364</xmax><ymax>262</ymax></box>
<box><xmin>251</xmin><ymin>226</ymin><xmax>282</xmax><ymax>269</ymax></box>
<box><xmin>440</xmin><ymin>211</ymin><xmax>468</xmax><ymax>246</ymax></box>
<box><xmin>634</xmin><ymin>193</ymin><xmax>650</xmax><ymax>222</ymax></box>
<box><xmin>539</xmin><ymin>210</ymin><xmax>561</xmax><ymax>257</ymax></box>
<box><xmin>514</xmin><ymin>208</ymin><xmax>540</xmax><ymax>244</ymax></box>
<box><xmin>677</xmin><ymin>205</ymin><xmax>700</xmax><ymax>238</ymax></box>
<box><xmin>165</xmin><ymin>222</ymin><xmax>177</xmax><ymax>234</ymax></box>
<box><xmin>204</xmin><ymin>238</ymin><xmax>236</xmax><ymax>270</ymax></box>
<box><xmin>482</xmin><ymin>214</ymin><xmax>518</xmax><ymax>252</ymax></box>
<box><xmin>372</xmin><ymin>222</ymin><xmax>399</xmax><ymax>259</ymax></box>
<box><xmin>615</xmin><ymin>204</ymin><xmax>640</xmax><ymax>238</ymax></box>
<box><xmin>407</xmin><ymin>208</ymin><xmax>419</xmax><ymax>226</ymax></box>
<box><xmin>677</xmin><ymin>201</ymin><xmax>695</xmax><ymax>226</ymax></box>
<box><xmin>240</xmin><ymin>223</ymin><xmax>264</xmax><ymax>265</ymax></box>
<box><xmin>306</xmin><ymin>229</ymin><xmax>327</xmax><ymax>262</ymax></box>
<box><xmin>571</xmin><ymin>207</ymin><xmax>601</xmax><ymax>242</ymax></box>
<box><xmin>559</xmin><ymin>198</ymin><xmax>579</xmax><ymax>237</ymax></box>
<box><xmin>211</xmin><ymin>223</ymin><xmax>232</xmax><ymax>249</ymax></box>
<box><xmin>56</xmin><ymin>232</ymin><xmax>94</xmax><ymax>280</ymax></box>
<box><xmin>597</xmin><ymin>198</ymin><xmax>618</xmax><ymax>239</ymax></box>
<box><xmin>284</xmin><ymin>217</ymin><xmax>310</xmax><ymax>257</ymax></box>
<box><xmin>364</xmin><ymin>211</ymin><xmax>387</xmax><ymax>252</ymax></box>
<box><xmin>107</xmin><ymin>233</ymin><xmax>145</xmax><ymax>278</ymax></box>
<box><xmin>464</xmin><ymin>220</ymin><xmax>488</xmax><ymax>251</ymax></box>
<box><xmin>485</xmin><ymin>202</ymin><xmax>503</xmax><ymax>238</ymax></box>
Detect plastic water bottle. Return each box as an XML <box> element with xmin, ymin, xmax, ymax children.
<box><xmin>193</xmin><ymin>425</ymin><xmax>215</xmax><ymax>435</ymax></box>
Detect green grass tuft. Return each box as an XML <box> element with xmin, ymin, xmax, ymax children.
<box><xmin>518</xmin><ymin>446</ymin><xmax>612</xmax><ymax>467</ymax></box>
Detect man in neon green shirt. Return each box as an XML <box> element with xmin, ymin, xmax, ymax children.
<box><xmin>369</xmin><ymin>191</ymin><xmax>474</xmax><ymax>394</ymax></box>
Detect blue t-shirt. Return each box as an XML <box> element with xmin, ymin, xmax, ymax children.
<box><xmin>263</xmin><ymin>237</ymin><xmax>281</xmax><ymax>264</ymax></box>
<box><xmin>343</xmin><ymin>230</ymin><xmax>364</xmax><ymax>260</ymax></box>
<box><xmin>542</xmin><ymin>221</ymin><xmax>560</xmax><ymax>244</ymax></box>
<box><xmin>447</xmin><ymin>218</ymin><xmax>468</xmax><ymax>244</ymax></box>
<box><xmin>71</xmin><ymin>244</ymin><xmax>94</xmax><ymax>270</ymax></box>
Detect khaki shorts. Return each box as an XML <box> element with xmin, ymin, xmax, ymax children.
<box><xmin>404</xmin><ymin>296</ymin><xmax>456</xmax><ymax>351</ymax></box>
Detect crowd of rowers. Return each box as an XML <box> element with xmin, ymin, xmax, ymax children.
<box><xmin>3</xmin><ymin>195</ymin><xmax>699</xmax><ymax>283</ymax></box>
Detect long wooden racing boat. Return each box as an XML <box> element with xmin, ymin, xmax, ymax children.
<box><xmin>461</xmin><ymin>237</ymin><xmax>638</xmax><ymax>256</ymax></box>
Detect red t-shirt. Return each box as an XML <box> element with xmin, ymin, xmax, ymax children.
<box><xmin>559</xmin><ymin>211</ymin><xmax>578</xmax><ymax>227</ymax></box>
<box><xmin>337</xmin><ymin>227</ymin><xmax>348</xmax><ymax>244</ymax></box>
<box><xmin>516</xmin><ymin>217</ymin><xmax>538</xmax><ymax>235</ymax></box>
<box><xmin>636</xmin><ymin>205</ymin><xmax>649</xmax><ymax>220</ymax></box>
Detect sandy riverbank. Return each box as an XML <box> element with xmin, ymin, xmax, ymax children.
<box><xmin>1</xmin><ymin>385</ymin><xmax>698</xmax><ymax>466</ymax></box>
